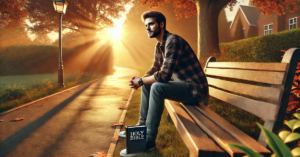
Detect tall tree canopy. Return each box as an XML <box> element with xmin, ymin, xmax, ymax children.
<box><xmin>0</xmin><ymin>0</ymin><xmax>27</xmax><ymax>29</ymax></box>
<box><xmin>139</xmin><ymin>0</ymin><xmax>298</xmax><ymax>61</ymax></box>
<box><xmin>26</xmin><ymin>0</ymin><xmax>131</xmax><ymax>46</ymax></box>
<box><xmin>251</xmin><ymin>0</ymin><xmax>298</xmax><ymax>15</ymax></box>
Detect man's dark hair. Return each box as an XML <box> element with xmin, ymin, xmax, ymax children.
<box><xmin>141</xmin><ymin>11</ymin><xmax>166</xmax><ymax>30</ymax></box>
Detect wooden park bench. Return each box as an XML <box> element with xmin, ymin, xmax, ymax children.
<box><xmin>165</xmin><ymin>48</ymin><xmax>300</xmax><ymax>157</ymax></box>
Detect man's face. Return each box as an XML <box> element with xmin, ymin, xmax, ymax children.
<box><xmin>144</xmin><ymin>17</ymin><xmax>161</xmax><ymax>38</ymax></box>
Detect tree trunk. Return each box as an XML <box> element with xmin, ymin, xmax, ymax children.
<box><xmin>195</xmin><ymin>0</ymin><xmax>231</xmax><ymax>62</ymax></box>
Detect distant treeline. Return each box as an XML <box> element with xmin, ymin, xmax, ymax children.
<box><xmin>0</xmin><ymin>45</ymin><xmax>114</xmax><ymax>76</ymax></box>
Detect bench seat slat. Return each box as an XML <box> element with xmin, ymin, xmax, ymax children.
<box><xmin>165</xmin><ymin>100</ymin><xmax>225</xmax><ymax>156</ymax></box>
<box><xmin>179</xmin><ymin>105</ymin><xmax>245</xmax><ymax>156</ymax></box>
<box><xmin>209</xmin><ymin>86</ymin><xmax>279</xmax><ymax>121</ymax></box>
<box><xmin>207</xmin><ymin>62</ymin><xmax>288</xmax><ymax>71</ymax></box>
<box><xmin>189</xmin><ymin>104</ymin><xmax>271</xmax><ymax>155</ymax></box>
<box><xmin>205</xmin><ymin>68</ymin><xmax>286</xmax><ymax>85</ymax></box>
<box><xmin>207</xmin><ymin>77</ymin><xmax>283</xmax><ymax>104</ymax></box>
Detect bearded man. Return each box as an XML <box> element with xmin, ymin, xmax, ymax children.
<box><xmin>120</xmin><ymin>11</ymin><xmax>209</xmax><ymax>156</ymax></box>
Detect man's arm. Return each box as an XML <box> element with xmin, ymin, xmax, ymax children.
<box><xmin>141</xmin><ymin>75</ymin><xmax>156</xmax><ymax>85</ymax></box>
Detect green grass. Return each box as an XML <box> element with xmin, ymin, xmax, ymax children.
<box><xmin>0</xmin><ymin>74</ymin><xmax>57</xmax><ymax>89</ymax></box>
<box><xmin>0</xmin><ymin>72</ymin><xmax>104</xmax><ymax>112</ymax></box>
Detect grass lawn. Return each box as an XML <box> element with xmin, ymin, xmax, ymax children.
<box><xmin>0</xmin><ymin>74</ymin><xmax>57</xmax><ymax>90</ymax></box>
<box><xmin>0</xmin><ymin>72</ymin><xmax>104</xmax><ymax>112</ymax></box>
<box><xmin>113</xmin><ymin>62</ymin><xmax>263</xmax><ymax>157</ymax></box>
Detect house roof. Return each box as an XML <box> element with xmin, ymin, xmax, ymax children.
<box><xmin>230</xmin><ymin>5</ymin><xmax>260</xmax><ymax>28</ymax></box>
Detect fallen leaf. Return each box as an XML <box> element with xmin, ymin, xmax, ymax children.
<box><xmin>111</xmin><ymin>137</ymin><xmax>119</xmax><ymax>142</ymax></box>
<box><xmin>280</xmin><ymin>50</ymin><xmax>286</xmax><ymax>52</ymax></box>
<box><xmin>90</xmin><ymin>151</ymin><xmax>107</xmax><ymax>157</ymax></box>
<box><xmin>118</xmin><ymin>107</ymin><xmax>128</xmax><ymax>110</ymax></box>
<box><xmin>13</xmin><ymin>117</ymin><xmax>24</xmax><ymax>121</ymax></box>
<box><xmin>111</xmin><ymin>122</ymin><xmax>124</xmax><ymax>127</ymax></box>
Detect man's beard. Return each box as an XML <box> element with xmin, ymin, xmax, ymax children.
<box><xmin>149</xmin><ymin>27</ymin><xmax>161</xmax><ymax>38</ymax></box>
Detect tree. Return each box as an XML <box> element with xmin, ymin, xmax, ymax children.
<box><xmin>139</xmin><ymin>0</ymin><xmax>298</xmax><ymax>61</ymax></box>
<box><xmin>0</xmin><ymin>26</ymin><xmax>33</xmax><ymax>47</ymax></box>
<box><xmin>251</xmin><ymin>0</ymin><xmax>298</xmax><ymax>15</ymax></box>
<box><xmin>26</xmin><ymin>0</ymin><xmax>131</xmax><ymax>47</ymax></box>
<box><xmin>0</xmin><ymin>0</ymin><xmax>27</xmax><ymax>29</ymax></box>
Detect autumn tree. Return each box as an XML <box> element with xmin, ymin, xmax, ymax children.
<box><xmin>0</xmin><ymin>0</ymin><xmax>31</xmax><ymax>46</ymax></box>
<box><xmin>140</xmin><ymin>0</ymin><xmax>298</xmax><ymax>61</ymax></box>
<box><xmin>25</xmin><ymin>0</ymin><xmax>131</xmax><ymax>47</ymax></box>
<box><xmin>0</xmin><ymin>0</ymin><xmax>27</xmax><ymax>29</ymax></box>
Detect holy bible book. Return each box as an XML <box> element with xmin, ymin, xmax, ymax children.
<box><xmin>125</xmin><ymin>125</ymin><xmax>147</xmax><ymax>154</ymax></box>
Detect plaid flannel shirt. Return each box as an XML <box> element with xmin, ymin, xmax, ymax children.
<box><xmin>146</xmin><ymin>30</ymin><xmax>209</xmax><ymax>100</ymax></box>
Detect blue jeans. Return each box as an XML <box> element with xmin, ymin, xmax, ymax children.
<box><xmin>139</xmin><ymin>81</ymin><xmax>199</xmax><ymax>140</ymax></box>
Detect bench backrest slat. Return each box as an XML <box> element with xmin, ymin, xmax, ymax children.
<box><xmin>207</xmin><ymin>62</ymin><xmax>288</xmax><ymax>71</ymax></box>
<box><xmin>204</xmin><ymin>48</ymin><xmax>300</xmax><ymax>147</ymax></box>
<box><xmin>205</xmin><ymin>68</ymin><xmax>286</xmax><ymax>85</ymax></box>
<box><xmin>207</xmin><ymin>77</ymin><xmax>283</xmax><ymax>104</ymax></box>
<box><xmin>209</xmin><ymin>86</ymin><xmax>280</xmax><ymax>121</ymax></box>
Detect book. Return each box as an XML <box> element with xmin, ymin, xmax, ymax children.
<box><xmin>126</xmin><ymin>125</ymin><xmax>147</xmax><ymax>154</ymax></box>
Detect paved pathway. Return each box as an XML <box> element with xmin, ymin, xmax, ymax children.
<box><xmin>0</xmin><ymin>66</ymin><xmax>138</xmax><ymax>157</ymax></box>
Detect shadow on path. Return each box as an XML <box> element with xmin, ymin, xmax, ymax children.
<box><xmin>0</xmin><ymin>82</ymin><xmax>94</xmax><ymax>156</ymax></box>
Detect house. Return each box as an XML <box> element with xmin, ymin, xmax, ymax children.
<box><xmin>230</xmin><ymin>3</ymin><xmax>300</xmax><ymax>40</ymax></box>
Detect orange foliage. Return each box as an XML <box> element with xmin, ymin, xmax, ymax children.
<box><xmin>251</xmin><ymin>0</ymin><xmax>298</xmax><ymax>15</ymax></box>
<box><xmin>288</xmin><ymin>57</ymin><xmax>300</xmax><ymax>114</ymax></box>
<box><xmin>139</xmin><ymin>0</ymin><xmax>237</xmax><ymax>19</ymax></box>
<box><xmin>0</xmin><ymin>0</ymin><xmax>27</xmax><ymax>28</ymax></box>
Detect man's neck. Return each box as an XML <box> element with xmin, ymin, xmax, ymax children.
<box><xmin>155</xmin><ymin>29</ymin><xmax>164</xmax><ymax>44</ymax></box>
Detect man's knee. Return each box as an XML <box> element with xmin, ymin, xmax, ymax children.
<box><xmin>150</xmin><ymin>82</ymin><xmax>164</xmax><ymax>94</ymax></box>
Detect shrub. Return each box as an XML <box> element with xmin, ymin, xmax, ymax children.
<box><xmin>229</xmin><ymin>113</ymin><xmax>300</xmax><ymax>157</ymax></box>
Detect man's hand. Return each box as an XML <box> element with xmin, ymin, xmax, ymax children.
<box><xmin>132</xmin><ymin>77</ymin><xmax>141</xmax><ymax>87</ymax></box>
<box><xmin>129</xmin><ymin>76</ymin><xmax>141</xmax><ymax>90</ymax></box>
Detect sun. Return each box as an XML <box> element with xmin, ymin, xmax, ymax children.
<box><xmin>107</xmin><ymin>27</ymin><xmax>122</xmax><ymax>40</ymax></box>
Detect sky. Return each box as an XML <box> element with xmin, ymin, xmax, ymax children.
<box><xmin>26</xmin><ymin>0</ymin><xmax>250</xmax><ymax>42</ymax></box>
<box><xmin>225</xmin><ymin>0</ymin><xmax>250</xmax><ymax>22</ymax></box>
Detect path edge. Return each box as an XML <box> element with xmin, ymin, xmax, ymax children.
<box><xmin>0</xmin><ymin>79</ymin><xmax>99</xmax><ymax>117</ymax></box>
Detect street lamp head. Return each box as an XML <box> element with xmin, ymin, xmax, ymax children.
<box><xmin>52</xmin><ymin>0</ymin><xmax>68</xmax><ymax>14</ymax></box>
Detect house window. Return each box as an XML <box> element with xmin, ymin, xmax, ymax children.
<box><xmin>264</xmin><ymin>24</ymin><xmax>273</xmax><ymax>35</ymax></box>
<box><xmin>289</xmin><ymin>17</ymin><xmax>297</xmax><ymax>30</ymax></box>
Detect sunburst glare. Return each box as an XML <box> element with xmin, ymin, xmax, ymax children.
<box><xmin>98</xmin><ymin>3</ymin><xmax>133</xmax><ymax>42</ymax></box>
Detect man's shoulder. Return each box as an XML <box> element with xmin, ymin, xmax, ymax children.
<box><xmin>166</xmin><ymin>33</ymin><xmax>185</xmax><ymax>44</ymax></box>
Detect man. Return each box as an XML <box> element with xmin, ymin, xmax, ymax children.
<box><xmin>120</xmin><ymin>11</ymin><xmax>208</xmax><ymax>156</ymax></box>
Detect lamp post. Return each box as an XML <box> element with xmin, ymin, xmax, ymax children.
<box><xmin>52</xmin><ymin>0</ymin><xmax>68</xmax><ymax>87</ymax></box>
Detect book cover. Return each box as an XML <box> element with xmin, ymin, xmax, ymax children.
<box><xmin>126</xmin><ymin>125</ymin><xmax>147</xmax><ymax>154</ymax></box>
